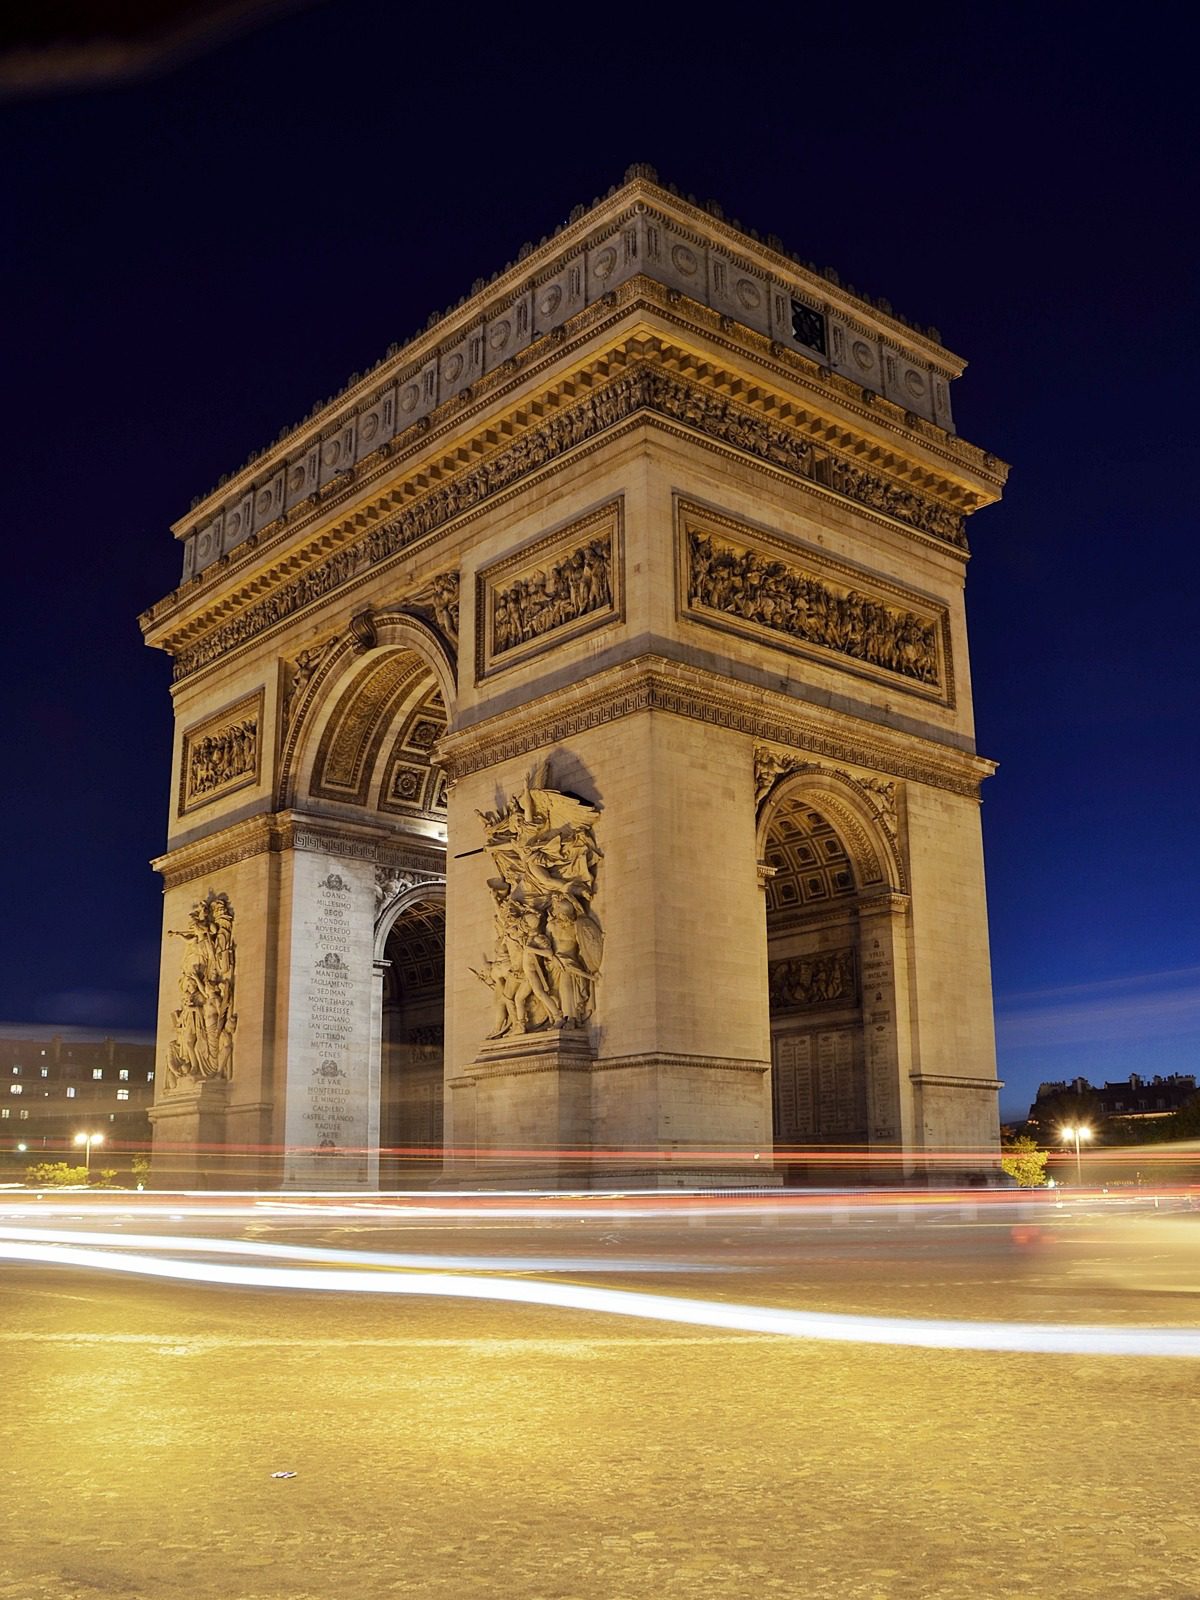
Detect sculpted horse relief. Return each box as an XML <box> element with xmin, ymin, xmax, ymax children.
<box><xmin>472</xmin><ymin>761</ymin><xmax>604</xmax><ymax>1038</ymax></box>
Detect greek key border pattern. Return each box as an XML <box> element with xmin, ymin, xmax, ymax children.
<box><xmin>440</xmin><ymin>660</ymin><xmax>989</xmax><ymax>799</ymax></box>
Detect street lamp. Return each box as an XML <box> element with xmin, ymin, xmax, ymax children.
<box><xmin>1059</xmin><ymin>1122</ymin><xmax>1092</xmax><ymax>1185</ymax></box>
<box><xmin>74</xmin><ymin>1131</ymin><xmax>104</xmax><ymax>1175</ymax></box>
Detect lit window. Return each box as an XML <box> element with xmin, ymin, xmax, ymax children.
<box><xmin>66</xmin><ymin>1086</ymin><xmax>76</xmax><ymax>1098</ymax></box>
<box><xmin>18</xmin><ymin>1109</ymin><xmax>28</xmax><ymax>1120</ymax></box>
<box><xmin>0</xmin><ymin>1108</ymin><xmax>8</xmax><ymax>1119</ymax></box>
<box><xmin>10</xmin><ymin>1085</ymin><xmax>22</xmax><ymax>1096</ymax></box>
<box><xmin>147</xmin><ymin>1071</ymin><xmax>155</xmax><ymax>1082</ymax></box>
<box><xmin>40</xmin><ymin>1067</ymin><xmax>48</xmax><ymax>1078</ymax></box>
<box><xmin>11</xmin><ymin>1065</ymin><xmax>20</xmax><ymax>1076</ymax></box>
<box><xmin>117</xmin><ymin>1089</ymin><xmax>129</xmax><ymax>1101</ymax></box>
<box><xmin>92</xmin><ymin>1068</ymin><xmax>104</xmax><ymax>1080</ymax></box>
<box><xmin>119</xmin><ymin>1069</ymin><xmax>129</xmax><ymax>1081</ymax></box>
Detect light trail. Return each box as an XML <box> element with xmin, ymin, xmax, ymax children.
<box><xmin>3</xmin><ymin>1233</ymin><xmax>1200</xmax><ymax>1358</ymax></box>
<box><xmin>0</xmin><ymin>1225</ymin><xmax>721</xmax><ymax>1275</ymax></box>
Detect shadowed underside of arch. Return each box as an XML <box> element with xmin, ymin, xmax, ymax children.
<box><xmin>300</xmin><ymin>648</ymin><xmax>448</xmax><ymax>823</ymax></box>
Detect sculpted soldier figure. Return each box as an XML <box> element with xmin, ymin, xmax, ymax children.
<box><xmin>473</xmin><ymin>761</ymin><xmax>604</xmax><ymax>1036</ymax></box>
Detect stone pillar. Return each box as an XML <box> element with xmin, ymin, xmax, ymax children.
<box><xmin>856</xmin><ymin>891</ymin><xmax>918</xmax><ymax>1178</ymax></box>
<box><xmin>280</xmin><ymin>848</ymin><xmax>377</xmax><ymax>1188</ymax></box>
<box><xmin>147</xmin><ymin>1080</ymin><xmax>232</xmax><ymax>1189</ymax></box>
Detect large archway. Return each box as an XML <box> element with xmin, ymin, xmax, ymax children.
<box><xmin>758</xmin><ymin>768</ymin><xmax>905</xmax><ymax>1182</ymax></box>
<box><xmin>281</xmin><ymin>624</ymin><xmax>453</xmax><ymax>1185</ymax></box>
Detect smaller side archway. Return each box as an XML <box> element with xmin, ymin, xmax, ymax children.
<box><xmin>756</xmin><ymin>766</ymin><xmax>908</xmax><ymax>1180</ymax></box>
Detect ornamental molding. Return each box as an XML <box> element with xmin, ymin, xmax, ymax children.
<box><xmin>438</xmin><ymin>655</ymin><xmax>994</xmax><ymax>800</ymax></box>
<box><xmin>146</xmin><ymin>319</ymin><xmax>994</xmax><ymax>684</ymax></box>
<box><xmin>152</xmin><ymin>810</ymin><xmax>445</xmax><ymax>890</ymax></box>
<box><xmin>754</xmin><ymin>749</ymin><xmax>901</xmax><ymax>838</ymax></box>
<box><xmin>157</xmin><ymin>176</ymin><xmax>1004</xmax><ymax>591</ymax></box>
<box><xmin>909</xmin><ymin>1073</ymin><xmax>1003</xmax><ymax>1093</ymax></box>
<box><xmin>591</xmin><ymin>1052</ymin><xmax>770</xmax><ymax>1076</ymax></box>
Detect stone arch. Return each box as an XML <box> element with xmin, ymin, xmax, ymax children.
<box><xmin>278</xmin><ymin>610</ymin><xmax>456</xmax><ymax>811</ymax></box>
<box><xmin>756</xmin><ymin>764</ymin><xmax>907</xmax><ymax>1177</ymax></box>
<box><xmin>374</xmin><ymin>877</ymin><xmax>447</xmax><ymax>961</ymax></box>
<box><xmin>755</xmin><ymin>764</ymin><xmax>905</xmax><ymax>899</ymax></box>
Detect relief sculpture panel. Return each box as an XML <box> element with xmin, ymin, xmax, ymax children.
<box><xmin>165</xmin><ymin>890</ymin><xmax>237</xmax><ymax>1087</ymax></box>
<box><xmin>678</xmin><ymin>501</ymin><xmax>951</xmax><ymax>703</ymax></box>
<box><xmin>472</xmin><ymin>760</ymin><xmax>604</xmax><ymax>1036</ymax></box>
<box><xmin>476</xmin><ymin>500</ymin><xmax>622</xmax><ymax>678</ymax></box>
<box><xmin>179</xmin><ymin>690</ymin><xmax>263</xmax><ymax>814</ymax></box>
<box><xmin>769</xmin><ymin>948</ymin><xmax>857</xmax><ymax>1013</ymax></box>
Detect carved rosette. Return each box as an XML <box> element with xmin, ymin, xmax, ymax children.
<box><xmin>472</xmin><ymin>760</ymin><xmax>604</xmax><ymax>1039</ymax></box>
<box><xmin>165</xmin><ymin>890</ymin><xmax>237</xmax><ymax>1088</ymax></box>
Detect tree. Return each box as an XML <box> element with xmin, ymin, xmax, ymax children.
<box><xmin>26</xmin><ymin>1162</ymin><xmax>89</xmax><ymax>1187</ymax></box>
<box><xmin>1000</xmin><ymin>1135</ymin><xmax>1048</xmax><ymax>1188</ymax></box>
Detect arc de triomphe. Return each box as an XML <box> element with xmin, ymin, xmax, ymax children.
<box><xmin>141</xmin><ymin>166</ymin><xmax>1007</xmax><ymax>1188</ymax></box>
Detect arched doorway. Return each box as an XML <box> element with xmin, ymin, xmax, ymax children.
<box><xmin>379</xmin><ymin>894</ymin><xmax>446</xmax><ymax>1186</ymax></box>
<box><xmin>281</xmin><ymin>617</ymin><xmax>455</xmax><ymax>1186</ymax></box>
<box><xmin>758</xmin><ymin>767</ymin><xmax>907</xmax><ymax>1183</ymax></box>
<box><xmin>763</xmin><ymin>794</ymin><xmax>866</xmax><ymax>1178</ymax></box>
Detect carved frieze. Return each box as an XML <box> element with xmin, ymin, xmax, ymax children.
<box><xmin>680</xmin><ymin>501</ymin><xmax>951</xmax><ymax>703</ymax></box>
<box><xmin>165</xmin><ymin>890</ymin><xmax>237</xmax><ymax>1088</ymax></box>
<box><xmin>179</xmin><ymin>691</ymin><xmax>262</xmax><ymax>815</ymax></box>
<box><xmin>769</xmin><ymin>948</ymin><xmax>857</xmax><ymax>1013</ymax></box>
<box><xmin>472</xmin><ymin>760</ymin><xmax>604</xmax><ymax>1039</ymax></box>
<box><xmin>476</xmin><ymin>500</ymin><xmax>622</xmax><ymax>678</ymax></box>
<box><xmin>169</xmin><ymin>361</ymin><xmax>966</xmax><ymax>682</ymax></box>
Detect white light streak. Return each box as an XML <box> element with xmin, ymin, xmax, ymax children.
<box><xmin>2</xmin><ymin>1234</ymin><xmax>1199</xmax><ymax>1358</ymax></box>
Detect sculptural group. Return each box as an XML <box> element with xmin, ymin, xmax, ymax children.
<box><xmin>492</xmin><ymin>537</ymin><xmax>611</xmax><ymax>655</ymax></box>
<box><xmin>689</xmin><ymin>531</ymin><xmax>940</xmax><ymax>685</ymax></box>
<box><xmin>472</xmin><ymin>762</ymin><xmax>604</xmax><ymax>1036</ymax></box>
<box><xmin>187</xmin><ymin>717</ymin><xmax>258</xmax><ymax>799</ymax></box>
<box><xmin>166</xmin><ymin>891</ymin><xmax>237</xmax><ymax>1085</ymax></box>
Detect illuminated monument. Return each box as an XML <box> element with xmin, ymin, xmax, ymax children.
<box><xmin>140</xmin><ymin>167</ymin><xmax>1008</xmax><ymax>1187</ymax></box>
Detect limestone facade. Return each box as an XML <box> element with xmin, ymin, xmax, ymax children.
<box><xmin>141</xmin><ymin>166</ymin><xmax>1007</xmax><ymax>1188</ymax></box>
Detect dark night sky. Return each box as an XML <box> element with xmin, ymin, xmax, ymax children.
<box><xmin>3</xmin><ymin>4</ymin><xmax>1197</xmax><ymax>1119</ymax></box>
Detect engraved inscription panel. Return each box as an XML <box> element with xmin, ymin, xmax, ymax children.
<box><xmin>678</xmin><ymin>500</ymin><xmax>952</xmax><ymax>703</ymax></box>
<box><xmin>773</xmin><ymin>1026</ymin><xmax>865</xmax><ymax>1142</ymax></box>
<box><xmin>476</xmin><ymin>500</ymin><xmax>623</xmax><ymax>678</ymax></box>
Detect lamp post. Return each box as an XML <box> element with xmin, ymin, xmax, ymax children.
<box><xmin>1060</xmin><ymin>1122</ymin><xmax>1092</xmax><ymax>1186</ymax></box>
<box><xmin>74</xmin><ymin>1131</ymin><xmax>104</xmax><ymax>1175</ymax></box>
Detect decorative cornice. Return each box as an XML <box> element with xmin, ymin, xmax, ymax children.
<box><xmin>165</xmin><ymin>170</ymin><xmax>998</xmax><ymax>574</ymax></box>
<box><xmin>152</xmin><ymin>810</ymin><xmax>445</xmax><ymax>891</ymax></box>
<box><xmin>437</xmin><ymin>655</ymin><xmax>995</xmax><ymax>799</ymax></box>
<box><xmin>592</xmin><ymin>1052</ymin><xmax>769</xmax><ymax>1075</ymax></box>
<box><xmin>155</xmin><ymin>341</ymin><xmax>984</xmax><ymax>685</ymax></box>
<box><xmin>909</xmin><ymin>1073</ymin><xmax>1003</xmax><ymax>1093</ymax></box>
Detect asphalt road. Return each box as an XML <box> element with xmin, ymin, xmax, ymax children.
<box><xmin>2</xmin><ymin>1197</ymin><xmax>1199</xmax><ymax>1600</ymax></box>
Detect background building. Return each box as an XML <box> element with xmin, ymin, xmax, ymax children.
<box><xmin>0</xmin><ymin>1026</ymin><xmax>155</xmax><ymax>1160</ymax></box>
